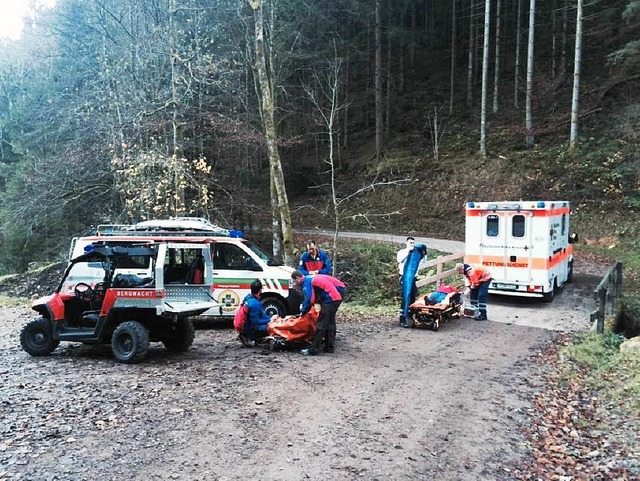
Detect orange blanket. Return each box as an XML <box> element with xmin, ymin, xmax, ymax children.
<box><xmin>267</xmin><ymin>309</ymin><xmax>319</xmax><ymax>343</ymax></box>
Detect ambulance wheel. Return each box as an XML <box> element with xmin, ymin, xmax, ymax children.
<box><xmin>20</xmin><ymin>318</ymin><xmax>59</xmax><ymax>356</ymax></box>
<box><xmin>261</xmin><ymin>297</ymin><xmax>286</xmax><ymax>318</ymax></box>
<box><xmin>542</xmin><ymin>281</ymin><xmax>557</xmax><ymax>303</ymax></box>
<box><xmin>112</xmin><ymin>321</ymin><xmax>150</xmax><ymax>363</ymax></box>
<box><xmin>567</xmin><ymin>264</ymin><xmax>574</xmax><ymax>283</ymax></box>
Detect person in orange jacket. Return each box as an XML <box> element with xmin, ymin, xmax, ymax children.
<box><xmin>456</xmin><ymin>263</ymin><xmax>492</xmax><ymax>321</ymax></box>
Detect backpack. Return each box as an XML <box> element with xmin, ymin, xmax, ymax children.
<box><xmin>233</xmin><ymin>303</ymin><xmax>249</xmax><ymax>332</ymax></box>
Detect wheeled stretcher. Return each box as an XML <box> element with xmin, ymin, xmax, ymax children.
<box><xmin>408</xmin><ymin>286</ymin><xmax>462</xmax><ymax>331</ymax></box>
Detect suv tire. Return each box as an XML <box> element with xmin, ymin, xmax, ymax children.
<box><xmin>20</xmin><ymin>317</ymin><xmax>60</xmax><ymax>356</ymax></box>
<box><xmin>112</xmin><ymin>321</ymin><xmax>150</xmax><ymax>363</ymax></box>
<box><xmin>261</xmin><ymin>297</ymin><xmax>286</xmax><ymax>318</ymax></box>
<box><xmin>162</xmin><ymin>319</ymin><xmax>196</xmax><ymax>352</ymax></box>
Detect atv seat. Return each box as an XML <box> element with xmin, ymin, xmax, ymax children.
<box><xmin>82</xmin><ymin>311</ymin><xmax>100</xmax><ymax>328</ymax></box>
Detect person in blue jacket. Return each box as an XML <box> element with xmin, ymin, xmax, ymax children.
<box><xmin>242</xmin><ymin>280</ymin><xmax>274</xmax><ymax>339</ymax></box>
<box><xmin>298</xmin><ymin>240</ymin><xmax>332</xmax><ymax>275</ymax></box>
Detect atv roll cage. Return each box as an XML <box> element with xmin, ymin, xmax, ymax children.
<box><xmin>21</xmin><ymin>240</ymin><xmax>220</xmax><ymax>363</ymax></box>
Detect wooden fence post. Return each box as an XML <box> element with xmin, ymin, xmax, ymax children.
<box><xmin>596</xmin><ymin>287</ymin><xmax>606</xmax><ymax>334</ymax></box>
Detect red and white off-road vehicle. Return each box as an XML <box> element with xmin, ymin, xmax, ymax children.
<box><xmin>20</xmin><ymin>241</ymin><xmax>220</xmax><ymax>363</ymax></box>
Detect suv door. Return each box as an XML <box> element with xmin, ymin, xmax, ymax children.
<box><xmin>212</xmin><ymin>242</ymin><xmax>263</xmax><ymax>315</ymax></box>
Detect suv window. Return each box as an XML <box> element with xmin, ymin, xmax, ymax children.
<box><xmin>243</xmin><ymin>240</ymin><xmax>281</xmax><ymax>266</ymax></box>
<box><xmin>165</xmin><ymin>248</ymin><xmax>205</xmax><ymax>284</ymax></box>
<box><xmin>214</xmin><ymin>243</ymin><xmax>262</xmax><ymax>271</ymax></box>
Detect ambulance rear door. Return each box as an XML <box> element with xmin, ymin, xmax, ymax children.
<box><xmin>482</xmin><ymin>210</ymin><xmax>534</xmax><ymax>289</ymax></box>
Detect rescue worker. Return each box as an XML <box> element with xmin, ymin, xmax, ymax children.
<box><xmin>396</xmin><ymin>236</ymin><xmax>428</xmax><ymax>326</ymax></box>
<box><xmin>456</xmin><ymin>263</ymin><xmax>492</xmax><ymax>321</ymax></box>
<box><xmin>241</xmin><ymin>280</ymin><xmax>275</xmax><ymax>339</ymax></box>
<box><xmin>291</xmin><ymin>270</ymin><xmax>345</xmax><ymax>356</ymax></box>
<box><xmin>298</xmin><ymin>240</ymin><xmax>332</xmax><ymax>275</ymax></box>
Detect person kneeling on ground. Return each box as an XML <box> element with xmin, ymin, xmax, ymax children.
<box><xmin>291</xmin><ymin>270</ymin><xmax>346</xmax><ymax>356</ymax></box>
<box><xmin>238</xmin><ymin>279</ymin><xmax>275</xmax><ymax>341</ymax></box>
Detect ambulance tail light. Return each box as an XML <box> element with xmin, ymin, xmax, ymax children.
<box><xmin>527</xmin><ymin>285</ymin><xmax>543</xmax><ymax>293</ymax></box>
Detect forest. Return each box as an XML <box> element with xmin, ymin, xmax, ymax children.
<box><xmin>0</xmin><ymin>0</ymin><xmax>638</xmax><ymax>272</ymax></box>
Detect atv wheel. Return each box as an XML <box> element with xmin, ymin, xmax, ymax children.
<box><xmin>112</xmin><ymin>321</ymin><xmax>150</xmax><ymax>363</ymax></box>
<box><xmin>261</xmin><ymin>297</ymin><xmax>286</xmax><ymax>318</ymax></box>
<box><xmin>20</xmin><ymin>317</ymin><xmax>59</xmax><ymax>356</ymax></box>
<box><xmin>162</xmin><ymin>319</ymin><xmax>196</xmax><ymax>352</ymax></box>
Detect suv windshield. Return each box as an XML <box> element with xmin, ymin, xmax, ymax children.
<box><xmin>243</xmin><ymin>240</ymin><xmax>282</xmax><ymax>266</ymax></box>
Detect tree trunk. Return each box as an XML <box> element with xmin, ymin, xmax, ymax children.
<box><xmin>270</xmin><ymin>176</ymin><xmax>282</xmax><ymax>262</ymax></box>
<box><xmin>479</xmin><ymin>0</ymin><xmax>491</xmax><ymax>156</ymax></box>
<box><xmin>249</xmin><ymin>0</ymin><xmax>294</xmax><ymax>265</ymax></box>
<box><xmin>375</xmin><ymin>0</ymin><xmax>383</xmax><ymax>161</ymax></box>
<box><xmin>410</xmin><ymin>0</ymin><xmax>416</xmax><ymax>68</ymax></box>
<box><xmin>525</xmin><ymin>0</ymin><xmax>536</xmax><ymax>148</ymax></box>
<box><xmin>569</xmin><ymin>0</ymin><xmax>583</xmax><ymax>151</ymax></box>
<box><xmin>561</xmin><ymin>0</ymin><xmax>568</xmax><ymax>76</ymax></box>
<box><xmin>169</xmin><ymin>0</ymin><xmax>185</xmax><ymax>214</ymax></box>
<box><xmin>552</xmin><ymin>0</ymin><xmax>557</xmax><ymax>79</ymax></box>
<box><xmin>343</xmin><ymin>51</ymin><xmax>350</xmax><ymax>149</ymax></box>
<box><xmin>385</xmin><ymin>12</ymin><xmax>392</xmax><ymax>137</ymax></box>
<box><xmin>467</xmin><ymin>0</ymin><xmax>475</xmax><ymax>108</ymax></box>
<box><xmin>449</xmin><ymin>0</ymin><xmax>457</xmax><ymax>114</ymax></box>
<box><xmin>492</xmin><ymin>0</ymin><xmax>501</xmax><ymax>114</ymax></box>
<box><xmin>514</xmin><ymin>0</ymin><xmax>522</xmax><ymax>108</ymax></box>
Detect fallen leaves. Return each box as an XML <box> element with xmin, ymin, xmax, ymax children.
<box><xmin>513</xmin><ymin>333</ymin><xmax>638</xmax><ymax>480</ymax></box>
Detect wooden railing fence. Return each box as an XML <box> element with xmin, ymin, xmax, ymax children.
<box><xmin>590</xmin><ymin>261</ymin><xmax>623</xmax><ymax>334</ymax></box>
<box><xmin>416</xmin><ymin>252</ymin><xmax>465</xmax><ymax>289</ymax></box>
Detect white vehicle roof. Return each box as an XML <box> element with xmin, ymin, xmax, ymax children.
<box><xmin>466</xmin><ymin>200</ymin><xmax>570</xmax><ymax>211</ymax></box>
<box><xmin>95</xmin><ymin>217</ymin><xmax>240</xmax><ymax>238</ymax></box>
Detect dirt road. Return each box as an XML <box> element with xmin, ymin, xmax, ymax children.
<box><xmin>0</xmin><ymin>255</ymin><xmax>606</xmax><ymax>481</ymax></box>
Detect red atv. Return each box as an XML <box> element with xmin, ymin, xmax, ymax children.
<box><xmin>20</xmin><ymin>242</ymin><xmax>220</xmax><ymax>363</ymax></box>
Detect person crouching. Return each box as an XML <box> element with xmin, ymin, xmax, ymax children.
<box><xmin>291</xmin><ymin>270</ymin><xmax>346</xmax><ymax>356</ymax></box>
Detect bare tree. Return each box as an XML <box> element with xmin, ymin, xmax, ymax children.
<box><xmin>514</xmin><ymin>0</ymin><xmax>522</xmax><ymax>108</ymax></box>
<box><xmin>248</xmin><ymin>0</ymin><xmax>294</xmax><ymax>265</ymax></box>
<box><xmin>525</xmin><ymin>0</ymin><xmax>536</xmax><ymax>148</ymax></box>
<box><xmin>492</xmin><ymin>0</ymin><xmax>501</xmax><ymax>114</ymax></box>
<box><xmin>467</xmin><ymin>0</ymin><xmax>476</xmax><ymax>108</ymax></box>
<box><xmin>569</xmin><ymin>0</ymin><xmax>583</xmax><ymax>151</ymax></box>
<box><xmin>303</xmin><ymin>53</ymin><xmax>343</xmax><ymax>272</ymax></box>
<box><xmin>427</xmin><ymin>107</ymin><xmax>447</xmax><ymax>163</ymax></box>
<box><xmin>375</xmin><ymin>0</ymin><xmax>383</xmax><ymax>160</ymax></box>
<box><xmin>479</xmin><ymin>0</ymin><xmax>491</xmax><ymax>156</ymax></box>
<box><xmin>449</xmin><ymin>0</ymin><xmax>457</xmax><ymax>114</ymax></box>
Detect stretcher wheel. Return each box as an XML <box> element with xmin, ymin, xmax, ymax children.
<box><xmin>432</xmin><ymin>318</ymin><xmax>440</xmax><ymax>331</ymax></box>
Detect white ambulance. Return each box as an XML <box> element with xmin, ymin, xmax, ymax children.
<box><xmin>66</xmin><ymin>218</ymin><xmax>295</xmax><ymax>317</ymax></box>
<box><xmin>464</xmin><ymin>201</ymin><xmax>576</xmax><ymax>301</ymax></box>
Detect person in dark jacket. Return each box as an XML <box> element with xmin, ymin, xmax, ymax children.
<box><xmin>241</xmin><ymin>280</ymin><xmax>274</xmax><ymax>339</ymax></box>
<box><xmin>291</xmin><ymin>270</ymin><xmax>345</xmax><ymax>356</ymax></box>
<box><xmin>298</xmin><ymin>240</ymin><xmax>332</xmax><ymax>276</ymax></box>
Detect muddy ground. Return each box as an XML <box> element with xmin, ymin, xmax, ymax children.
<box><xmin>3</xmin><ymin>256</ymin><xmax>631</xmax><ymax>481</ymax></box>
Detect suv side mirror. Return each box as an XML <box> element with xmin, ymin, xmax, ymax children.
<box><xmin>569</xmin><ymin>232</ymin><xmax>579</xmax><ymax>244</ymax></box>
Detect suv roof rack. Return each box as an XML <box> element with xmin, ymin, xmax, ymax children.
<box><xmin>95</xmin><ymin>217</ymin><xmax>243</xmax><ymax>238</ymax></box>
